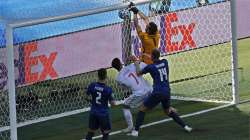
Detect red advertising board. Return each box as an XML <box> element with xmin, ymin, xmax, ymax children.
<box><xmin>0</xmin><ymin>24</ymin><xmax>122</xmax><ymax>90</ymax></box>
<box><xmin>0</xmin><ymin>1</ymin><xmax>234</xmax><ymax>90</ymax></box>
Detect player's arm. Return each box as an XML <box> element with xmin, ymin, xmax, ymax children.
<box><xmin>134</xmin><ymin>61</ymin><xmax>145</xmax><ymax>76</ymax></box>
<box><xmin>165</xmin><ymin>59</ymin><xmax>170</xmax><ymax>80</ymax></box>
<box><xmin>108</xmin><ymin>88</ymin><xmax>117</xmax><ymax>107</ymax></box>
<box><xmin>137</xmin><ymin>11</ymin><xmax>150</xmax><ymax>26</ymax></box>
<box><xmin>84</xmin><ymin>85</ymin><xmax>93</xmax><ymax>102</ymax></box>
<box><xmin>129</xmin><ymin>2</ymin><xmax>147</xmax><ymax>38</ymax></box>
<box><xmin>110</xmin><ymin>100</ymin><xmax>116</xmax><ymax>107</ymax></box>
<box><xmin>135</xmin><ymin>60</ymin><xmax>151</xmax><ymax>76</ymax></box>
<box><xmin>129</xmin><ymin>55</ymin><xmax>143</xmax><ymax>76</ymax></box>
<box><xmin>133</xmin><ymin>13</ymin><xmax>144</xmax><ymax>39</ymax></box>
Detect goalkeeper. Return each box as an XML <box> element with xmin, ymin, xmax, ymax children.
<box><xmin>129</xmin><ymin>2</ymin><xmax>160</xmax><ymax>64</ymax></box>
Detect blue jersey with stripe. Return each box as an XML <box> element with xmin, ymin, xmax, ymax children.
<box><xmin>141</xmin><ymin>59</ymin><xmax>170</xmax><ymax>94</ymax></box>
<box><xmin>87</xmin><ymin>82</ymin><xmax>113</xmax><ymax>116</ymax></box>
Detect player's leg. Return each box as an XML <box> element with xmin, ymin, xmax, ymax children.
<box><xmin>85</xmin><ymin>114</ymin><xmax>99</xmax><ymax>140</ymax></box>
<box><xmin>123</xmin><ymin>94</ymin><xmax>147</xmax><ymax>132</ymax></box>
<box><xmin>99</xmin><ymin>115</ymin><xmax>111</xmax><ymax>140</ymax></box>
<box><xmin>130</xmin><ymin>93</ymin><xmax>161</xmax><ymax>136</ymax></box>
<box><xmin>161</xmin><ymin>96</ymin><xmax>192</xmax><ymax>132</ymax></box>
<box><xmin>85</xmin><ymin>129</ymin><xmax>95</xmax><ymax>140</ymax></box>
<box><xmin>122</xmin><ymin>95</ymin><xmax>135</xmax><ymax>132</ymax></box>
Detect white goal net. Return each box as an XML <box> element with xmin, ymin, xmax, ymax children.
<box><xmin>0</xmin><ymin>0</ymin><xmax>238</xmax><ymax>139</ymax></box>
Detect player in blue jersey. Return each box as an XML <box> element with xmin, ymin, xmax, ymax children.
<box><xmin>129</xmin><ymin>49</ymin><xmax>192</xmax><ymax>137</ymax></box>
<box><xmin>85</xmin><ymin>68</ymin><xmax>116</xmax><ymax>140</ymax></box>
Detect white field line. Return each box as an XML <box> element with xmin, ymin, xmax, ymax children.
<box><xmin>81</xmin><ymin>103</ymin><xmax>234</xmax><ymax>140</ymax></box>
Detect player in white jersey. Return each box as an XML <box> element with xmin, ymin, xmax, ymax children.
<box><xmin>111</xmin><ymin>57</ymin><xmax>152</xmax><ymax>133</ymax></box>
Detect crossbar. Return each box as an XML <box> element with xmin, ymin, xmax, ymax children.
<box><xmin>10</xmin><ymin>0</ymin><xmax>151</xmax><ymax>28</ymax></box>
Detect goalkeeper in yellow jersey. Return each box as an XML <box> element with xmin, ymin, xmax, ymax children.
<box><xmin>129</xmin><ymin>2</ymin><xmax>160</xmax><ymax>64</ymax></box>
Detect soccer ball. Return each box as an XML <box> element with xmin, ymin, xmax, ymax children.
<box><xmin>118</xmin><ymin>9</ymin><xmax>130</xmax><ymax>19</ymax></box>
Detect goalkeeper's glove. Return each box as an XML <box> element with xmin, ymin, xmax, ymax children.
<box><xmin>128</xmin><ymin>2</ymin><xmax>139</xmax><ymax>14</ymax></box>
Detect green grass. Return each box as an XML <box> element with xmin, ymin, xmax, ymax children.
<box><xmin>238</xmin><ymin>39</ymin><xmax>250</xmax><ymax>101</ymax></box>
<box><xmin>111</xmin><ymin>103</ymin><xmax>250</xmax><ymax>140</ymax></box>
<box><xmin>16</xmin><ymin>38</ymin><xmax>250</xmax><ymax>140</ymax></box>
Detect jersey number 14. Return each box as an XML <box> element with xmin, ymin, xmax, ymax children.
<box><xmin>158</xmin><ymin>68</ymin><xmax>167</xmax><ymax>81</ymax></box>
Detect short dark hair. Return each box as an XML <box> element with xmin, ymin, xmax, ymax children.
<box><xmin>147</xmin><ymin>22</ymin><xmax>158</xmax><ymax>35</ymax></box>
<box><xmin>111</xmin><ymin>58</ymin><xmax>122</xmax><ymax>71</ymax></box>
<box><xmin>98</xmin><ymin>68</ymin><xmax>107</xmax><ymax>81</ymax></box>
<box><xmin>151</xmin><ymin>49</ymin><xmax>160</xmax><ymax>61</ymax></box>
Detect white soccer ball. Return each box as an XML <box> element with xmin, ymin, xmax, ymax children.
<box><xmin>118</xmin><ymin>9</ymin><xmax>130</xmax><ymax>19</ymax></box>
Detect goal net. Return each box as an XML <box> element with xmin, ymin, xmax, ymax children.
<box><xmin>145</xmin><ymin>0</ymin><xmax>234</xmax><ymax>103</ymax></box>
<box><xmin>0</xmin><ymin>0</ymin><xmax>237</xmax><ymax>139</ymax></box>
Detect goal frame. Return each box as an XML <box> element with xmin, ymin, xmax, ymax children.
<box><xmin>2</xmin><ymin>0</ymin><xmax>239</xmax><ymax>140</ymax></box>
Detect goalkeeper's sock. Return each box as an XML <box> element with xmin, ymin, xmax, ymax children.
<box><xmin>123</xmin><ymin>109</ymin><xmax>133</xmax><ymax>129</ymax></box>
<box><xmin>85</xmin><ymin>132</ymin><xmax>94</xmax><ymax>140</ymax></box>
<box><xmin>102</xmin><ymin>133</ymin><xmax>109</xmax><ymax>140</ymax></box>
<box><xmin>135</xmin><ymin>111</ymin><xmax>145</xmax><ymax>131</ymax></box>
<box><xmin>168</xmin><ymin>111</ymin><xmax>186</xmax><ymax>128</ymax></box>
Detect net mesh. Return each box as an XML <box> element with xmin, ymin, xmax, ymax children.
<box><xmin>133</xmin><ymin>0</ymin><xmax>232</xmax><ymax>102</ymax></box>
<box><xmin>0</xmin><ymin>0</ymin><xmax>233</xmax><ymax>139</ymax></box>
<box><xmin>0</xmin><ymin>29</ymin><xmax>10</xmax><ymax>140</ymax></box>
<box><xmin>11</xmin><ymin>9</ymin><xmax>128</xmax><ymax>122</ymax></box>
<box><xmin>0</xmin><ymin>130</ymin><xmax>10</xmax><ymax>140</ymax></box>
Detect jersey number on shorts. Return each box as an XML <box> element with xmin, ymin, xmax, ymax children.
<box><xmin>128</xmin><ymin>73</ymin><xmax>139</xmax><ymax>85</ymax></box>
<box><xmin>96</xmin><ymin>92</ymin><xmax>102</xmax><ymax>104</ymax></box>
<box><xmin>158</xmin><ymin>68</ymin><xmax>167</xmax><ymax>82</ymax></box>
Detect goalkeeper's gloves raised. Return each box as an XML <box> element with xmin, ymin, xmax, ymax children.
<box><xmin>128</xmin><ymin>2</ymin><xmax>139</xmax><ymax>14</ymax></box>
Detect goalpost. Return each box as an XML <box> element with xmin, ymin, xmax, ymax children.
<box><xmin>0</xmin><ymin>0</ymin><xmax>239</xmax><ymax>140</ymax></box>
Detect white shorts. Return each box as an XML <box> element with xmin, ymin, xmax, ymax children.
<box><xmin>124</xmin><ymin>94</ymin><xmax>148</xmax><ymax>108</ymax></box>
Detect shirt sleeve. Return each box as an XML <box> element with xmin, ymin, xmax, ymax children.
<box><xmin>108</xmin><ymin>88</ymin><xmax>114</xmax><ymax>102</ymax></box>
<box><xmin>141</xmin><ymin>65</ymin><xmax>151</xmax><ymax>75</ymax></box>
<box><xmin>140</xmin><ymin>62</ymin><xmax>147</xmax><ymax>70</ymax></box>
<box><xmin>86</xmin><ymin>83</ymin><xmax>93</xmax><ymax>95</ymax></box>
<box><xmin>165</xmin><ymin>60</ymin><xmax>169</xmax><ymax>79</ymax></box>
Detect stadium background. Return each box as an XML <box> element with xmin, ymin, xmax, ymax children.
<box><xmin>0</xmin><ymin>0</ymin><xmax>231</xmax><ymax>47</ymax></box>
<box><xmin>0</xmin><ymin>0</ymin><xmax>249</xmax><ymax>140</ymax></box>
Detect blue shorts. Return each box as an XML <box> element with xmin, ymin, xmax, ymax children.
<box><xmin>143</xmin><ymin>93</ymin><xmax>170</xmax><ymax>110</ymax></box>
<box><xmin>88</xmin><ymin>113</ymin><xmax>111</xmax><ymax>131</ymax></box>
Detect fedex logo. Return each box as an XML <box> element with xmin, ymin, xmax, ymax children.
<box><xmin>23</xmin><ymin>42</ymin><xmax>58</xmax><ymax>83</ymax></box>
<box><xmin>161</xmin><ymin>12</ymin><xmax>197</xmax><ymax>53</ymax></box>
<box><xmin>0</xmin><ymin>42</ymin><xmax>58</xmax><ymax>90</ymax></box>
<box><xmin>131</xmin><ymin>12</ymin><xmax>197</xmax><ymax>56</ymax></box>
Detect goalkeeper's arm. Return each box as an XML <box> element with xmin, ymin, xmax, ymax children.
<box><xmin>129</xmin><ymin>2</ymin><xmax>149</xmax><ymax>26</ymax></box>
<box><xmin>133</xmin><ymin>13</ymin><xmax>143</xmax><ymax>35</ymax></box>
<box><xmin>137</xmin><ymin>11</ymin><xmax>150</xmax><ymax>26</ymax></box>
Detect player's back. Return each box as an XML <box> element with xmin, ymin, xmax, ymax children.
<box><xmin>142</xmin><ymin>59</ymin><xmax>170</xmax><ymax>94</ymax></box>
<box><xmin>87</xmin><ymin>82</ymin><xmax>113</xmax><ymax>116</ymax></box>
<box><xmin>116</xmin><ymin>63</ymin><xmax>152</xmax><ymax>96</ymax></box>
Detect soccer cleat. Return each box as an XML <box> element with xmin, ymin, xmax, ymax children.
<box><xmin>184</xmin><ymin>125</ymin><xmax>192</xmax><ymax>133</ymax></box>
<box><xmin>127</xmin><ymin>130</ymin><xmax>139</xmax><ymax>137</ymax></box>
<box><xmin>121</xmin><ymin>127</ymin><xmax>133</xmax><ymax>133</ymax></box>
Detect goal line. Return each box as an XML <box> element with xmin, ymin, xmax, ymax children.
<box><xmin>82</xmin><ymin>103</ymin><xmax>234</xmax><ymax>140</ymax></box>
